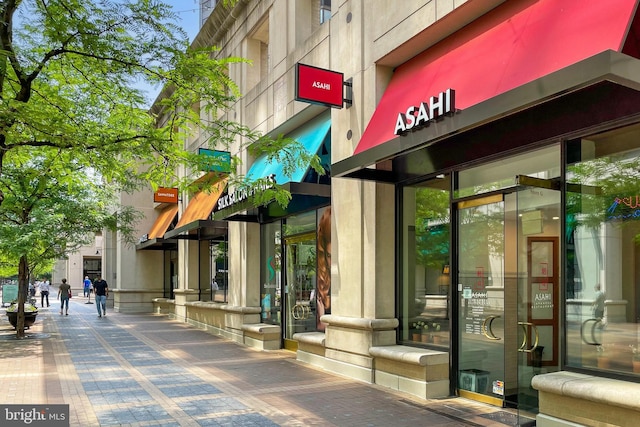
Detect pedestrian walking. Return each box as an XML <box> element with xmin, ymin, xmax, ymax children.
<box><xmin>93</xmin><ymin>277</ymin><xmax>109</xmax><ymax>317</ymax></box>
<box><xmin>39</xmin><ymin>278</ymin><xmax>50</xmax><ymax>307</ymax></box>
<box><xmin>83</xmin><ymin>276</ymin><xmax>91</xmax><ymax>297</ymax></box>
<box><xmin>58</xmin><ymin>278</ymin><xmax>71</xmax><ymax>315</ymax></box>
<box><xmin>211</xmin><ymin>278</ymin><xmax>218</xmax><ymax>301</ymax></box>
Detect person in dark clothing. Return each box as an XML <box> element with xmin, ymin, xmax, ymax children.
<box><xmin>93</xmin><ymin>277</ymin><xmax>109</xmax><ymax>317</ymax></box>
<box><xmin>58</xmin><ymin>278</ymin><xmax>71</xmax><ymax>315</ymax></box>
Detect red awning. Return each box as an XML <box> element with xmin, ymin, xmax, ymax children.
<box><xmin>354</xmin><ymin>0</ymin><xmax>640</xmax><ymax>155</ymax></box>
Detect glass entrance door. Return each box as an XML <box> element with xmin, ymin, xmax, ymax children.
<box><xmin>457</xmin><ymin>194</ymin><xmax>510</xmax><ymax>407</ymax></box>
<box><xmin>514</xmin><ymin>177</ymin><xmax>561</xmax><ymax>423</ymax></box>
<box><xmin>283</xmin><ymin>232</ymin><xmax>317</xmax><ymax>345</ymax></box>
<box><xmin>456</xmin><ymin>178</ymin><xmax>560</xmax><ymax>424</ymax></box>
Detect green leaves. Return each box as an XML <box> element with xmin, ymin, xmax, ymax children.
<box><xmin>0</xmin><ymin>148</ymin><xmax>132</xmax><ymax>265</ymax></box>
<box><xmin>0</xmin><ymin>0</ymin><xmax>324</xmax><ymax>273</ymax></box>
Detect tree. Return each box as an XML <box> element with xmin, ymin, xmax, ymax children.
<box><xmin>1</xmin><ymin>1</ymin><xmax>322</xmax><ymax>336</ymax></box>
<box><xmin>0</xmin><ymin>147</ymin><xmax>139</xmax><ymax>336</ymax></box>
<box><xmin>1</xmin><ymin>0</ymin><xmax>319</xmax><ymax>194</ymax></box>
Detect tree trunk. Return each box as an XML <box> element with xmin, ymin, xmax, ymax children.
<box><xmin>0</xmin><ymin>148</ymin><xmax>4</xmax><ymax>207</ymax></box>
<box><xmin>16</xmin><ymin>255</ymin><xmax>29</xmax><ymax>338</ymax></box>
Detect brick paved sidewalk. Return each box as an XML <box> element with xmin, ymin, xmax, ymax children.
<box><xmin>0</xmin><ymin>297</ymin><xmax>520</xmax><ymax>426</ymax></box>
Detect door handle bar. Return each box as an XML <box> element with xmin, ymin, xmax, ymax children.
<box><xmin>481</xmin><ymin>315</ymin><xmax>501</xmax><ymax>340</ymax></box>
<box><xmin>518</xmin><ymin>321</ymin><xmax>539</xmax><ymax>353</ymax></box>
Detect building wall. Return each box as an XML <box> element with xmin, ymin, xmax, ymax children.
<box><xmin>122</xmin><ymin>0</ymin><xmax>640</xmax><ymax>418</ymax></box>
<box><xmin>130</xmin><ymin>0</ymin><xmax>480</xmax><ymax>382</ymax></box>
<box><xmin>52</xmin><ymin>238</ymin><xmax>102</xmax><ymax>301</ymax></box>
<box><xmin>104</xmin><ymin>1</ymin><xmax>640</xmax><ymax>424</ymax></box>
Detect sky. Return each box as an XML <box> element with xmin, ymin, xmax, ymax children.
<box><xmin>168</xmin><ymin>0</ymin><xmax>201</xmax><ymax>42</ymax></box>
<box><xmin>142</xmin><ymin>0</ymin><xmax>201</xmax><ymax>104</ymax></box>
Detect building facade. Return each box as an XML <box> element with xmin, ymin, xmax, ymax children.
<box><xmin>52</xmin><ymin>233</ymin><xmax>104</xmax><ymax>297</ymax></box>
<box><xmin>114</xmin><ymin>1</ymin><xmax>640</xmax><ymax>425</ymax></box>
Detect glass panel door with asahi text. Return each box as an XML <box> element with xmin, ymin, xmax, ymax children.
<box><xmin>454</xmin><ymin>146</ymin><xmax>561</xmax><ymax>425</ymax></box>
<box><xmin>456</xmin><ymin>181</ymin><xmax>560</xmax><ymax>422</ymax></box>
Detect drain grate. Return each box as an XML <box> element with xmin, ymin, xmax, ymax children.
<box><xmin>401</xmin><ymin>398</ymin><xmax>534</xmax><ymax>427</ymax></box>
<box><xmin>479</xmin><ymin>411</ymin><xmax>536</xmax><ymax>426</ymax></box>
<box><xmin>400</xmin><ymin>399</ymin><xmax>486</xmax><ymax>427</ymax></box>
<box><xmin>479</xmin><ymin>411</ymin><xmax>519</xmax><ymax>425</ymax></box>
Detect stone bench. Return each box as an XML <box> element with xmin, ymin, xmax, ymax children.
<box><xmin>533</xmin><ymin>371</ymin><xmax>640</xmax><ymax>427</ymax></box>
<box><xmin>152</xmin><ymin>298</ymin><xmax>175</xmax><ymax>315</ymax></box>
<box><xmin>241</xmin><ymin>323</ymin><xmax>281</xmax><ymax>350</ymax></box>
<box><xmin>293</xmin><ymin>332</ymin><xmax>325</xmax><ymax>352</ymax></box>
<box><xmin>369</xmin><ymin>345</ymin><xmax>449</xmax><ymax>399</ymax></box>
<box><xmin>293</xmin><ymin>332</ymin><xmax>326</xmax><ymax>367</ymax></box>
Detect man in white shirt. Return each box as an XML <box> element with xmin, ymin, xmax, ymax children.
<box><xmin>39</xmin><ymin>279</ymin><xmax>50</xmax><ymax>307</ymax></box>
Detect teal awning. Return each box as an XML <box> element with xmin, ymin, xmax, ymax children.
<box><xmin>246</xmin><ymin>116</ymin><xmax>331</xmax><ymax>184</ymax></box>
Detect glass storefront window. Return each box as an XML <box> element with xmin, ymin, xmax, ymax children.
<box><xmin>260</xmin><ymin>207</ymin><xmax>331</xmax><ymax>335</ymax></box>
<box><xmin>207</xmin><ymin>240</ymin><xmax>228</xmax><ymax>303</ymax></box>
<box><xmin>456</xmin><ymin>147</ymin><xmax>560</xmax><ymax>199</ymax></box>
<box><xmin>283</xmin><ymin>210</ymin><xmax>316</xmax><ymax>235</ymax></box>
<box><xmin>261</xmin><ymin>222</ymin><xmax>282</xmax><ymax>325</ymax></box>
<box><xmin>316</xmin><ymin>206</ymin><xmax>331</xmax><ymax>331</ymax></box>
<box><xmin>565</xmin><ymin>124</ymin><xmax>640</xmax><ymax>376</ymax></box>
<box><xmin>401</xmin><ymin>175</ymin><xmax>451</xmax><ymax>348</ymax></box>
<box><xmin>283</xmin><ymin>210</ymin><xmax>321</xmax><ymax>338</ymax></box>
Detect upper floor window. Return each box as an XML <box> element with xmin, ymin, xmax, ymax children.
<box><xmin>199</xmin><ymin>0</ymin><xmax>217</xmax><ymax>28</ymax></box>
<box><xmin>246</xmin><ymin>17</ymin><xmax>269</xmax><ymax>91</ymax></box>
<box><xmin>320</xmin><ymin>0</ymin><xmax>331</xmax><ymax>24</ymax></box>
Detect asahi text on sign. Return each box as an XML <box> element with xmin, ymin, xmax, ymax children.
<box><xmin>394</xmin><ymin>88</ymin><xmax>456</xmax><ymax>136</ymax></box>
<box><xmin>295</xmin><ymin>63</ymin><xmax>344</xmax><ymax>108</ymax></box>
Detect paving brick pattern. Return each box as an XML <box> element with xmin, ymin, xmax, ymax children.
<box><xmin>0</xmin><ymin>297</ymin><xmax>520</xmax><ymax>426</ymax></box>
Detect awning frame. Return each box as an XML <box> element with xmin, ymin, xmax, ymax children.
<box><xmin>135</xmin><ymin>237</ymin><xmax>179</xmax><ymax>251</ymax></box>
<box><xmin>163</xmin><ymin>219</ymin><xmax>228</xmax><ymax>241</ymax></box>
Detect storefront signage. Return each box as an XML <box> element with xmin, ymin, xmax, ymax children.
<box><xmin>394</xmin><ymin>88</ymin><xmax>456</xmax><ymax>136</ymax></box>
<box><xmin>463</xmin><ymin>286</ymin><xmax>489</xmax><ymax>336</ymax></box>
<box><xmin>532</xmin><ymin>282</ymin><xmax>554</xmax><ymax>319</ymax></box>
<box><xmin>295</xmin><ymin>63</ymin><xmax>345</xmax><ymax>108</ymax></box>
<box><xmin>153</xmin><ymin>187</ymin><xmax>178</xmax><ymax>204</ymax></box>
<box><xmin>216</xmin><ymin>174</ymin><xmax>277</xmax><ymax>211</ymax></box>
<box><xmin>198</xmin><ymin>148</ymin><xmax>231</xmax><ymax>173</ymax></box>
<box><xmin>607</xmin><ymin>196</ymin><xmax>640</xmax><ymax>220</ymax></box>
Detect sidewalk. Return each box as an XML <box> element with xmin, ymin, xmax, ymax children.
<box><xmin>0</xmin><ymin>297</ymin><xmax>521</xmax><ymax>426</ymax></box>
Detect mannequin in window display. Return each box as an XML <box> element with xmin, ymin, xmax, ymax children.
<box><xmin>316</xmin><ymin>207</ymin><xmax>331</xmax><ymax>331</ymax></box>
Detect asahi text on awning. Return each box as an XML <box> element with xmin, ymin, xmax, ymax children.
<box><xmin>394</xmin><ymin>88</ymin><xmax>455</xmax><ymax>136</ymax></box>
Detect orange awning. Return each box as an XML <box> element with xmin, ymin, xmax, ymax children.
<box><xmin>147</xmin><ymin>204</ymin><xmax>179</xmax><ymax>239</ymax></box>
<box><xmin>175</xmin><ymin>178</ymin><xmax>228</xmax><ymax>228</ymax></box>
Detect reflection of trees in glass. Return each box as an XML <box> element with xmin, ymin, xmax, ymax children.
<box><xmin>212</xmin><ymin>242</ymin><xmax>227</xmax><ymax>264</ymax></box>
<box><xmin>414</xmin><ymin>188</ymin><xmax>449</xmax><ymax>269</ymax></box>
<box><xmin>458</xmin><ymin>202</ymin><xmax>505</xmax><ymax>272</ymax></box>
<box><xmin>568</xmin><ymin>155</ymin><xmax>640</xmax><ymax>225</ymax></box>
<box><xmin>565</xmin><ymin>152</ymin><xmax>640</xmax><ymax>297</ymax></box>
